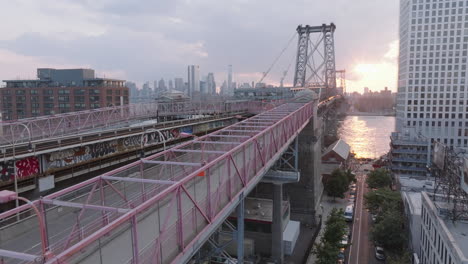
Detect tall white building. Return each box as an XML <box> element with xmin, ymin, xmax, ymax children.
<box><xmin>397</xmin><ymin>0</ymin><xmax>468</xmax><ymax>149</ymax></box>
<box><xmin>187</xmin><ymin>65</ymin><xmax>200</xmax><ymax>97</ymax></box>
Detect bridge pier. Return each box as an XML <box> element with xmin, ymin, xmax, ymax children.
<box><xmin>272</xmin><ymin>183</ymin><xmax>284</xmax><ymax>264</ymax></box>
<box><xmin>285</xmin><ymin>108</ymin><xmax>322</xmax><ymax>227</ymax></box>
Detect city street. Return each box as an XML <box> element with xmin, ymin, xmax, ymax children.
<box><xmin>347</xmin><ymin>162</ymin><xmax>383</xmax><ymax>264</ymax></box>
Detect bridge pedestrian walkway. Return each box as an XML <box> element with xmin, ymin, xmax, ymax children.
<box><xmin>0</xmin><ymin>98</ymin><xmax>316</xmax><ymax>264</ymax></box>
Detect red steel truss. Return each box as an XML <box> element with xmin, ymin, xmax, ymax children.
<box><xmin>0</xmin><ymin>99</ymin><xmax>316</xmax><ymax>264</ymax></box>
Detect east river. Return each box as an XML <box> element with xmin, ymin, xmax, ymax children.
<box><xmin>337</xmin><ymin>116</ymin><xmax>396</xmax><ymax>159</ymax></box>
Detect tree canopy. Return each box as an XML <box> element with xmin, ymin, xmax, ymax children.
<box><xmin>364</xmin><ymin>188</ymin><xmax>402</xmax><ymax>215</ymax></box>
<box><xmin>324</xmin><ymin>169</ymin><xmax>349</xmax><ymax>200</ymax></box>
<box><xmin>313</xmin><ymin>208</ymin><xmax>348</xmax><ymax>263</ymax></box>
<box><xmin>371</xmin><ymin>209</ymin><xmax>407</xmax><ymax>253</ymax></box>
<box><xmin>366</xmin><ymin>168</ymin><xmax>392</xmax><ymax>189</ymax></box>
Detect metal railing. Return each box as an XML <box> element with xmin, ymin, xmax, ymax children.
<box><xmin>0</xmin><ymin>99</ymin><xmax>315</xmax><ymax>264</ymax></box>
<box><xmin>0</xmin><ymin>100</ymin><xmax>282</xmax><ymax>146</ymax></box>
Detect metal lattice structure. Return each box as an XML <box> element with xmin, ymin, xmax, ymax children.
<box><xmin>0</xmin><ymin>100</ymin><xmax>277</xmax><ymax>147</ymax></box>
<box><xmin>293</xmin><ymin>23</ymin><xmax>337</xmax><ymax>90</ymax></box>
<box><xmin>431</xmin><ymin>145</ymin><xmax>468</xmax><ymax>222</ymax></box>
<box><xmin>336</xmin><ymin>69</ymin><xmax>346</xmax><ymax>94</ymax></box>
<box><xmin>0</xmin><ymin>97</ymin><xmax>325</xmax><ymax>264</ymax></box>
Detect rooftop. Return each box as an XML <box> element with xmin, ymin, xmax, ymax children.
<box><xmin>402</xmin><ymin>191</ymin><xmax>422</xmax><ymax>216</ymax></box>
<box><xmin>398</xmin><ymin>175</ymin><xmax>434</xmax><ymax>192</ymax></box>
<box><xmin>444</xmin><ymin>220</ymin><xmax>468</xmax><ymax>259</ymax></box>
<box><xmin>323</xmin><ymin>139</ymin><xmax>350</xmax><ymax>161</ymax></box>
<box><xmin>423</xmin><ymin>192</ymin><xmax>468</xmax><ymax>261</ymax></box>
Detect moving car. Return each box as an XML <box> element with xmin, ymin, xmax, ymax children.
<box><xmin>375</xmin><ymin>246</ymin><xmax>385</xmax><ymax>260</ymax></box>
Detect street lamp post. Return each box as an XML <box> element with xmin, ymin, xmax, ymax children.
<box><xmin>0</xmin><ymin>190</ymin><xmax>51</xmax><ymax>261</ymax></box>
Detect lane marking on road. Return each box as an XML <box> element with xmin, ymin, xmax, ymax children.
<box><xmin>356</xmin><ymin>176</ymin><xmax>365</xmax><ymax>264</ymax></box>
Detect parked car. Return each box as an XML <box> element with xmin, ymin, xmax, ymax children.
<box><xmin>344</xmin><ymin>226</ymin><xmax>351</xmax><ymax>238</ymax></box>
<box><xmin>344</xmin><ymin>205</ymin><xmax>354</xmax><ymax>222</ymax></box>
<box><xmin>350</xmin><ymin>189</ymin><xmax>356</xmax><ymax>195</ymax></box>
<box><xmin>340</xmin><ymin>234</ymin><xmax>349</xmax><ymax>246</ymax></box>
<box><xmin>371</xmin><ymin>214</ymin><xmax>377</xmax><ymax>223</ymax></box>
<box><xmin>338</xmin><ymin>248</ymin><xmax>346</xmax><ymax>260</ymax></box>
<box><xmin>348</xmin><ymin>195</ymin><xmax>356</xmax><ymax>202</ymax></box>
<box><xmin>375</xmin><ymin>246</ymin><xmax>386</xmax><ymax>260</ymax></box>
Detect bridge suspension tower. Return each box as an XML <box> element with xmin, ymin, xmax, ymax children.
<box><xmin>293</xmin><ymin>23</ymin><xmax>337</xmax><ymax>91</ymax></box>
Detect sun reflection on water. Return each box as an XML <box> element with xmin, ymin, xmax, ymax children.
<box><xmin>337</xmin><ymin>116</ymin><xmax>395</xmax><ymax>159</ymax></box>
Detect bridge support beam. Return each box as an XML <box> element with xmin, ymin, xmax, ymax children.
<box><xmin>236</xmin><ymin>194</ymin><xmax>245</xmax><ymax>264</ymax></box>
<box><xmin>285</xmin><ymin>107</ymin><xmax>322</xmax><ymax>227</ymax></box>
<box><xmin>272</xmin><ymin>183</ymin><xmax>284</xmax><ymax>264</ymax></box>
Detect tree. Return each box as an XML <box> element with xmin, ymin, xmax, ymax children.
<box><xmin>322</xmin><ymin>208</ymin><xmax>347</xmax><ymax>245</ymax></box>
<box><xmin>324</xmin><ymin>169</ymin><xmax>348</xmax><ymax>200</ymax></box>
<box><xmin>371</xmin><ymin>209</ymin><xmax>407</xmax><ymax>253</ymax></box>
<box><xmin>313</xmin><ymin>208</ymin><xmax>347</xmax><ymax>263</ymax></box>
<box><xmin>312</xmin><ymin>242</ymin><xmax>339</xmax><ymax>264</ymax></box>
<box><xmin>366</xmin><ymin>168</ymin><xmax>392</xmax><ymax>189</ymax></box>
<box><xmin>364</xmin><ymin>188</ymin><xmax>402</xmax><ymax>215</ymax></box>
<box><xmin>345</xmin><ymin>169</ymin><xmax>357</xmax><ymax>184</ymax></box>
<box><xmin>386</xmin><ymin>251</ymin><xmax>412</xmax><ymax>264</ymax></box>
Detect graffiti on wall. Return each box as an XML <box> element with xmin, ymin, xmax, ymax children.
<box><xmin>44</xmin><ymin>128</ymin><xmax>184</xmax><ymax>171</ymax></box>
<box><xmin>0</xmin><ymin>157</ymin><xmax>40</xmax><ymax>182</ymax></box>
<box><xmin>45</xmin><ymin>141</ymin><xmax>118</xmax><ymax>170</ymax></box>
<box><xmin>43</xmin><ymin>122</ymin><xmax>232</xmax><ymax>173</ymax></box>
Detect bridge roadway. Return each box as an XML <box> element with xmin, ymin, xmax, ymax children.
<box><xmin>0</xmin><ymin>95</ymin><xmax>338</xmax><ymax>264</ymax></box>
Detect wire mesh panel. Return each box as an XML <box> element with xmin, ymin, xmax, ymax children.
<box><xmin>0</xmin><ymin>97</ymin><xmax>320</xmax><ymax>264</ymax></box>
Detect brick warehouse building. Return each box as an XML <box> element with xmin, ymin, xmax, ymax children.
<box><xmin>0</xmin><ymin>68</ymin><xmax>129</xmax><ymax>120</ymax></box>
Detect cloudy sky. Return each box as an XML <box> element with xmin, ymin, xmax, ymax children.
<box><xmin>0</xmin><ymin>0</ymin><xmax>399</xmax><ymax>93</ymax></box>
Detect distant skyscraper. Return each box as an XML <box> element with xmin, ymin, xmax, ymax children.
<box><xmin>168</xmin><ymin>79</ymin><xmax>173</xmax><ymax>90</ymax></box>
<box><xmin>153</xmin><ymin>80</ymin><xmax>158</xmax><ymax>92</ymax></box>
<box><xmin>396</xmin><ymin>0</ymin><xmax>468</xmax><ymax>149</ymax></box>
<box><xmin>174</xmin><ymin>77</ymin><xmax>184</xmax><ymax>92</ymax></box>
<box><xmin>187</xmin><ymin>65</ymin><xmax>200</xmax><ymax>97</ymax></box>
<box><xmin>221</xmin><ymin>81</ymin><xmax>228</xmax><ymax>95</ymax></box>
<box><xmin>227</xmin><ymin>65</ymin><xmax>233</xmax><ymax>96</ymax></box>
<box><xmin>206</xmin><ymin>73</ymin><xmax>216</xmax><ymax>95</ymax></box>
<box><xmin>158</xmin><ymin>78</ymin><xmax>166</xmax><ymax>92</ymax></box>
<box><xmin>126</xmin><ymin>81</ymin><xmax>138</xmax><ymax>98</ymax></box>
<box><xmin>200</xmin><ymin>80</ymin><xmax>207</xmax><ymax>94</ymax></box>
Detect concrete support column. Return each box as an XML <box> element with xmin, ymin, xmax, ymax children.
<box><xmin>272</xmin><ymin>183</ymin><xmax>284</xmax><ymax>264</ymax></box>
<box><xmin>285</xmin><ymin>102</ymin><xmax>322</xmax><ymax>227</ymax></box>
<box><xmin>237</xmin><ymin>194</ymin><xmax>245</xmax><ymax>264</ymax></box>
